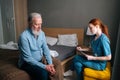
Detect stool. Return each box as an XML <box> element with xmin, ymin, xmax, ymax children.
<box><xmin>84</xmin><ymin>62</ymin><xmax>111</xmax><ymax>80</ymax></box>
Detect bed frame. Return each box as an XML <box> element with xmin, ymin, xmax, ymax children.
<box><xmin>43</xmin><ymin>27</ymin><xmax>84</xmax><ymax>72</ymax></box>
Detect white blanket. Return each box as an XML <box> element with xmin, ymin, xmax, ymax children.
<box><xmin>0</xmin><ymin>41</ymin><xmax>18</xmax><ymax>50</ymax></box>
<box><xmin>50</xmin><ymin>50</ymin><xmax>59</xmax><ymax>57</ymax></box>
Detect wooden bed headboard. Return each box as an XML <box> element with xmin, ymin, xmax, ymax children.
<box><xmin>42</xmin><ymin>27</ymin><xmax>84</xmax><ymax>45</ymax></box>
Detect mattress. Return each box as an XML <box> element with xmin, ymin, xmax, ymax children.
<box><xmin>48</xmin><ymin>45</ymin><xmax>76</xmax><ymax>61</ymax></box>
<box><xmin>0</xmin><ymin>49</ymin><xmax>31</xmax><ymax>80</ymax></box>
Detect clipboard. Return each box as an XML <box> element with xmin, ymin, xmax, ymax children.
<box><xmin>77</xmin><ymin>50</ymin><xmax>93</xmax><ymax>56</ymax></box>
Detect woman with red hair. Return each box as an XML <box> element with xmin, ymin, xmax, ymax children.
<box><xmin>73</xmin><ymin>18</ymin><xmax>111</xmax><ymax>80</ymax></box>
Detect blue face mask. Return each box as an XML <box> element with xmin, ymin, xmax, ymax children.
<box><xmin>86</xmin><ymin>27</ymin><xmax>95</xmax><ymax>36</ymax></box>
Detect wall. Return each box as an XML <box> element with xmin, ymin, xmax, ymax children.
<box><xmin>28</xmin><ymin>0</ymin><xmax>120</xmax><ymax>64</ymax></box>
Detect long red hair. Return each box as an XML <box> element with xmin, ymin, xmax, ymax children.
<box><xmin>89</xmin><ymin>18</ymin><xmax>110</xmax><ymax>39</ymax></box>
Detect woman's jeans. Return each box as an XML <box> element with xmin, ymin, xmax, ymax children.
<box><xmin>73</xmin><ymin>55</ymin><xmax>103</xmax><ymax>80</ymax></box>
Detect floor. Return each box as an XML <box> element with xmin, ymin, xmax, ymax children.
<box><xmin>63</xmin><ymin>70</ymin><xmax>77</xmax><ymax>80</ymax></box>
<box><xmin>64</xmin><ymin>76</ymin><xmax>77</xmax><ymax>80</ymax></box>
<box><xmin>64</xmin><ymin>76</ymin><xmax>74</xmax><ymax>80</ymax></box>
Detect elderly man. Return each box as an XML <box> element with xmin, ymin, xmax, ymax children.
<box><xmin>18</xmin><ymin>12</ymin><xmax>63</xmax><ymax>80</ymax></box>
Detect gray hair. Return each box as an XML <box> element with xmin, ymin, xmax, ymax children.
<box><xmin>28</xmin><ymin>12</ymin><xmax>42</xmax><ymax>23</ymax></box>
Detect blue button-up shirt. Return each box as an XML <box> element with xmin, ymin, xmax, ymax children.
<box><xmin>18</xmin><ymin>28</ymin><xmax>52</xmax><ymax>69</ymax></box>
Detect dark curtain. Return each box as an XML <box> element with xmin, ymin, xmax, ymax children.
<box><xmin>111</xmin><ymin>23</ymin><xmax>120</xmax><ymax>80</ymax></box>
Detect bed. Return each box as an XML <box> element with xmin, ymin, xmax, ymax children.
<box><xmin>0</xmin><ymin>27</ymin><xmax>84</xmax><ymax>80</ymax></box>
<box><xmin>42</xmin><ymin>27</ymin><xmax>84</xmax><ymax>72</ymax></box>
<box><xmin>0</xmin><ymin>49</ymin><xmax>31</xmax><ymax>80</ymax></box>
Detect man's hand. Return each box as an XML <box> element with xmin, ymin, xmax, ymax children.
<box><xmin>46</xmin><ymin>64</ymin><xmax>56</xmax><ymax>75</ymax></box>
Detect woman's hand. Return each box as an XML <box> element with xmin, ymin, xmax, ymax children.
<box><xmin>76</xmin><ymin>46</ymin><xmax>90</xmax><ymax>51</ymax></box>
<box><xmin>85</xmin><ymin>54</ymin><xmax>96</xmax><ymax>60</ymax></box>
<box><xmin>76</xmin><ymin>46</ymin><xmax>82</xmax><ymax>51</ymax></box>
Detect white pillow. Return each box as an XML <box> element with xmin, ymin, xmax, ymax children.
<box><xmin>57</xmin><ymin>34</ymin><xmax>78</xmax><ymax>47</ymax></box>
<box><xmin>46</xmin><ymin>36</ymin><xmax>58</xmax><ymax>46</ymax></box>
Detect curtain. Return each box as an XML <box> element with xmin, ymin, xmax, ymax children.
<box><xmin>0</xmin><ymin>0</ymin><xmax>16</xmax><ymax>43</ymax></box>
<box><xmin>111</xmin><ymin>23</ymin><xmax>120</xmax><ymax>80</ymax></box>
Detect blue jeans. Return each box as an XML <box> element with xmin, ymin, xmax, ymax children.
<box><xmin>21</xmin><ymin>62</ymin><xmax>49</xmax><ymax>80</ymax></box>
<box><xmin>73</xmin><ymin>55</ymin><xmax>103</xmax><ymax>80</ymax></box>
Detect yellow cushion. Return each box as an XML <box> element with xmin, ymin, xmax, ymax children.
<box><xmin>84</xmin><ymin>76</ymin><xmax>96</xmax><ymax>80</ymax></box>
<box><xmin>84</xmin><ymin>62</ymin><xmax>111</xmax><ymax>80</ymax></box>
<box><xmin>84</xmin><ymin>76</ymin><xmax>109</xmax><ymax>80</ymax></box>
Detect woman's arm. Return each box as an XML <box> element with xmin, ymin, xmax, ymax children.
<box><xmin>85</xmin><ymin>54</ymin><xmax>111</xmax><ymax>61</ymax></box>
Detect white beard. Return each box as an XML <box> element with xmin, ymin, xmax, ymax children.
<box><xmin>32</xmin><ymin>29</ymin><xmax>40</xmax><ymax>36</ymax></box>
